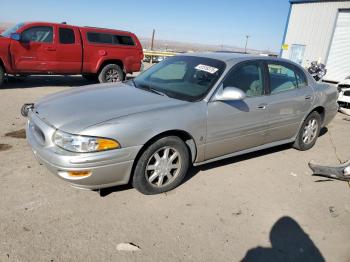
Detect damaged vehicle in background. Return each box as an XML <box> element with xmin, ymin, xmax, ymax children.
<box><xmin>23</xmin><ymin>53</ymin><xmax>338</xmax><ymax>194</ymax></box>
<box><xmin>337</xmin><ymin>76</ymin><xmax>350</xmax><ymax>116</ymax></box>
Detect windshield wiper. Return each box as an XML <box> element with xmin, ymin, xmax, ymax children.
<box><xmin>137</xmin><ymin>84</ymin><xmax>167</xmax><ymax>97</ymax></box>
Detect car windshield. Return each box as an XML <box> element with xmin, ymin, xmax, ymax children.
<box><xmin>134</xmin><ymin>56</ymin><xmax>226</xmax><ymax>101</ymax></box>
<box><xmin>1</xmin><ymin>23</ymin><xmax>25</xmax><ymax>37</ymax></box>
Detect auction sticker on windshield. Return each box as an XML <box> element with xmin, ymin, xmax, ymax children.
<box><xmin>195</xmin><ymin>64</ymin><xmax>219</xmax><ymax>74</ymax></box>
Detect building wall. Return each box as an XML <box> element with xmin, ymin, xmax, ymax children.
<box><xmin>281</xmin><ymin>1</ymin><xmax>350</xmax><ymax>67</ymax></box>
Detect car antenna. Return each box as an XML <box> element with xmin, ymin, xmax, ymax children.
<box><xmin>61</xmin><ymin>22</ymin><xmax>67</xmax><ymax>24</ymax></box>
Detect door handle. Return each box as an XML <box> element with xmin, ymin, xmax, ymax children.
<box><xmin>305</xmin><ymin>95</ymin><xmax>313</xmax><ymax>100</ymax></box>
<box><xmin>257</xmin><ymin>103</ymin><xmax>267</xmax><ymax>110</ymax></box>
<box><xmin>45</xmin><ymin>47</ymin><xmax>56</xmax><ymax>51</ymax></box>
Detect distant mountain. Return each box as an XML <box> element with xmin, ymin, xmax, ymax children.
<box><xmin>0</xmin><ymin>22</ymin><xmax>13</xmax><ymax>33</ymax></box>
<box><xmin>139</xmin><ymin>37</ymin><xmax>276</xmax><ymax>55</ymax></box>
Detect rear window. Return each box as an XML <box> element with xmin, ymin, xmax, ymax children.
<box><xmin>87</xmin><ymin>32</ymin><xmax>135</xmax><ymax>46</ymax></box>
<box><xmin>59</xmin><ymin>28</ymin><xmax>75</xmax><ymax>44</ymax></box>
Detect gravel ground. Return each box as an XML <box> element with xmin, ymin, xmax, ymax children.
<box><xmin>0</xmin><ymin>76</ymin><xmax>349</xmax><ymax>262</ymax></box>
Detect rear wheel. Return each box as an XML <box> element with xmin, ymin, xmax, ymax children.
<box><xmin>293</xmin><ymin>111</ymin><xmax>321</xmax><ymax>151</ymax></box>
<box><xmin>98</xmin><ymin>64</ymin><xmax>124</xmax><ymax>83</ymax></box>
<box><xmin>132</xmin><ymin>136</ymin><xmax>190</xmax><ymax>195</ymax></box>
<box><xmin>0</xmin><ymin>65</ymin><xmax>4</xmax><ymax>87</ymax></box>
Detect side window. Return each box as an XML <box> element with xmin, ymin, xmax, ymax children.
<box><xmin>223</xmin><ymin>62</ymin><xmax>264</xmax><ymax>97</ymax></box>
<box><xmin>268</xmin><ymin>63</ymin><xmax>298</xmax><ymax>94</ymax></box>
<box><xmin>21</xmin><ymin>26</ymin><xmax>53</xmax><ymax>43</ymax></box>
<box><xmin>59</xmin><ymin>28</ymin><xmax>75</xmax><ymax>44</ymax></box>
<box><xmin>113</xmin><ymin>35</ymin><xmax>135</xmax><ymax>46</ymax></box>
<box><xmin>87</xmin><ymin>32</ymin><xmax>112</xmax><ymax>44</ymax></box>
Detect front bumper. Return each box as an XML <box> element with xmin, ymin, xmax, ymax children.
<box><xmin>26</xmin><ymin>111</ymin><xmax>142</xmax><ymax>190</ymax></box>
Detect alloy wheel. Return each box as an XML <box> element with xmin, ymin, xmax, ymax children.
<box><xmin>145</xmin><ymin>146</ymin><xmax>182</xmax><ymax>187</ymax></box>
<box><xmin>302</xmin><ymin>118</ymin><xmax>318</xmax><ymax>144</ymax></box>
<box><xmin>105</xmin><ymin>69</ymin><xmax>120</xmax><ymax>82</ymax></box>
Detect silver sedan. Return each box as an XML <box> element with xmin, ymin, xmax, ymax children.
<box><xmin>25</xmin><ymin>53</ymin><xmax>338</xmax><ymax>194</ymax></box>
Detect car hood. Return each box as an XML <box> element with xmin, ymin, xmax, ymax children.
<box><xmin>34</xmin><ymin>83</ymin><xmax>188</xmax><ymax>133</ymax></box>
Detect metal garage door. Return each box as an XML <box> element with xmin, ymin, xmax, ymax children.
<box><xmin>325</xmin><ymin>10</ymin><xmax>350</xmax><ymax>82</ymax></box>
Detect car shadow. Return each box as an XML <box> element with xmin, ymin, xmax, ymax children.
<box><xmin>99</xmin><ymin>128</ymin><xmax>329</xmax><ymax>196</ymax></box>
<box><xmin>241</xmin><ymin>216</ymin><xmax>325</xmax><ymax>262</ymax></box>
<box><xmin>1</xmin><ymin>75</ymin><xmax>95</xmax><ymax>89</ymax></box>
<box><xmin>184</xmin><ymin>127</ymin><xmax>328</xmax><ymax>184</ymax></box>
<box><xmin>98</xmin><ymin>144</ymin><xmax>294</xmax><ymax>197</ymax></box>
<box><xmin>2</xmin><ymin>75</ymin><xmax>137</xmax><ymax>89</ymax></box>
<box><xmin>319</xmin><ymin>127</ymin><xmax>328</xmax><ymax>137</ymax></box>
<box><xmin>183</xmin><ymin>143</ymin><xmax>292</xmax><ymax>184</ymax></box>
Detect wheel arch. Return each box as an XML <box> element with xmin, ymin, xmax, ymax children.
<box><xmin>311</xmin><ymin>106</ymin><xmax>325</xmax><ymax>125</ymax></box>
<box><xmin>97</xmin><ymin>59</ymin><xmax>124</xmax><ymax>75</ymax></box>
<box><xmin>294</xmin><ymin>106</ymin><xmax>326</xmax><ymax>141</ymax></box>
<box><xmin>129</xmin><ymin>129</ymin><xmax>197</xmax><ymax>182</ymax></box>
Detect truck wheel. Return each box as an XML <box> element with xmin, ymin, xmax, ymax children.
<box><xmin>293</xmin><ymin>111</ymin><xmax>321</xmax><ymax>151</ymax></box>
<box><xmin>98</xmin><ymin>64</ymin><xmax>124</xmax><ymax>83</ymax></box>
<box><xmin>132</xmin><ymin>136</ymin><xmax>190</xmax><ymax>195</ymax></box>
<box><xmin>0</xmin><ymin>65</ymin><xmax>4</xmax><ymax>87</ymax></box>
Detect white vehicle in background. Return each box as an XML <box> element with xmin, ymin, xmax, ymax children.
<box><xmin>337</xmin><ymin>76</ymin><xmax>350</xmax><ymax>115</ymax></box>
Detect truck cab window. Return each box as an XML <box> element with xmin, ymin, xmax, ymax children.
<box><xmin>59</xmin><ymin>28</ymin><xmax>75</xmax><ymax>44</ymax></box>
<box><xmin>21</xmin><ymin>26</ymin><xmax>53</xmax><ymax>43</ymax></box>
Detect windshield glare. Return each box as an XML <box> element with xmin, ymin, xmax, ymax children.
<box><xmin>1</xmin><ymin>23</ymin><xmax>25</xmax><ymax>37</ymax></box>
<box><xmin>134</xmin><ymin>56</ymin><xmax>226</xmax><ymax>101</ymax></box>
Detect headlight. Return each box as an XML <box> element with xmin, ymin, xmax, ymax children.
<box><xmin>53</xmin><ymin>130</ymin><xmax>120</xmax><ymax>153</ymax></box>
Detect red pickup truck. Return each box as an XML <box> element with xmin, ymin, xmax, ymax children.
<box><xmin>0</xmin><ymin>22</ymin><xmax>144</xmax><ymax>86</ymax></box>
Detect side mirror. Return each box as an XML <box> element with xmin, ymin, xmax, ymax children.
<box><xmin>10</xmin><ymin>33</ymin><xmax>21</xmax><ymax>41</ymax></box>
<box><xmin>214</xmin><ymin>86</ymin><xmax>246</xmax><ymax>101</ymax></box>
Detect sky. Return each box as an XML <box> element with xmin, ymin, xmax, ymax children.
<box><xmin>1</xmin><ymin>0</ymin><xmax>290</xmax><ymax>52</ymax></box>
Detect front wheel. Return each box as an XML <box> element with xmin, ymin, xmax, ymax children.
<box><xmin>293</xmin><ymin>111</ymin><xmax>321</xmax><ymax>151</ymax></box>
<box><xmin>132</xmin><ymin>136</ymin><xmax>190</xmax><ymax>195</ymax></box>
<box><xmin>98</xmin><ymin>64</ymin><xmax>124</xmax><ymax>83</ymax></box>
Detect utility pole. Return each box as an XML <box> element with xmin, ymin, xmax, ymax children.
<box><xmin>150</xmin><ymin>29</ymin><xmax>155</xmax><ymax>64</ymax></box>
<box><xmin>151</xmin><ymin>29</ymin><xmax>155</xmax><ymax>51</ymax></box>
<box><xmin>244</xmin><ymin>35</ymin><xmax>250</xmax><ymax>54</ymax></box>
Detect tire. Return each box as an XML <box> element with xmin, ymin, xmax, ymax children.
<box><xmin>82</xmin><ymin>74</ymin><xmax>98</xmax><ymax>82</ymax></box>
<box><xmin>98</xmin><ymin>64</ymin><xmax>124</xmax><ymax>83</ymax></box>
<box><xmin>293</xmin><ymin>111</ymin><xmax>321</xmax><ymax>151</ymax></box>
<box><xmin>0</xmin><ymin>65</ymin><xmax>4</xmax><ymax>87</ymax></box>
<box><xmin>132</xmin><ymin>136</ymin><xmax>190</xmax><ymax>195</ymax></box>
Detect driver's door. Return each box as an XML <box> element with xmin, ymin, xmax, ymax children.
<box><xmin>10</xmin><ymin>25</ymin><xmax>56</xmax><ymax>73</ymax></box>
<box><xmin>204</xmin><ymin>61</ymin><xmax>270</xmax><ymax>160</ymax></box>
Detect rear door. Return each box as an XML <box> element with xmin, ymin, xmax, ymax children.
<box><xmin>205</xmin><ymin>61</ymin><xmax>269</xmax><ymax>160</ymax></box>
<box><xmin>10</xmin><ymin>25</ymin><xmax>56</xmax><ymax>73</ymax></box>
<box><xmin>263</xmin><ymin>61</ymin><xmax>314</xmax><ymax>143</ymax></box>
<box><xmin>54</xmin><ymin>26</ymin><xmax>82</xmax><ymax>73</ymax></box>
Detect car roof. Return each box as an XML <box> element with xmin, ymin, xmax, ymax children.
<box><xmin>22</xmin><ymin>21</ymin><xmax>132</xmax><ymax>34</ymax></box>
<box><xmin>182</xmin><ymin>51</ymin><xmax>291</xmax><ymax>65</ymax></box>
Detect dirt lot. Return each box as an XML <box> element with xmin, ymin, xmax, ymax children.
<box><xmin>0</xmin><ymin>76</ymin><xmax>350</xmax><ymax>262</ymax></box>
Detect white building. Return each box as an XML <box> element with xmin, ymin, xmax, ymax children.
<box><xmin>281</xmin><ymin>0</ymin><xmax>350</xmax><ymax>82</ymax></box>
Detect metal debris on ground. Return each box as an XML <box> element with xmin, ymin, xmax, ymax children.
<box><xmin>308</xmin><ymin>161</ymin><xmax>350</xmax><ymax>181</ymax></box>
<box><xmin>290</xmin><ymin>172</ymin><xmax>298</xmax><ymax>177</ymax></box>
<box><xmin>116</xmin><ymin>242</ymin><xmax>141</xmax><ymax>252</ymax></box>
<box><xmin>329</xmin><ymin>206</ymin><xmax>339</xmax><ymax>218</ymax></box>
